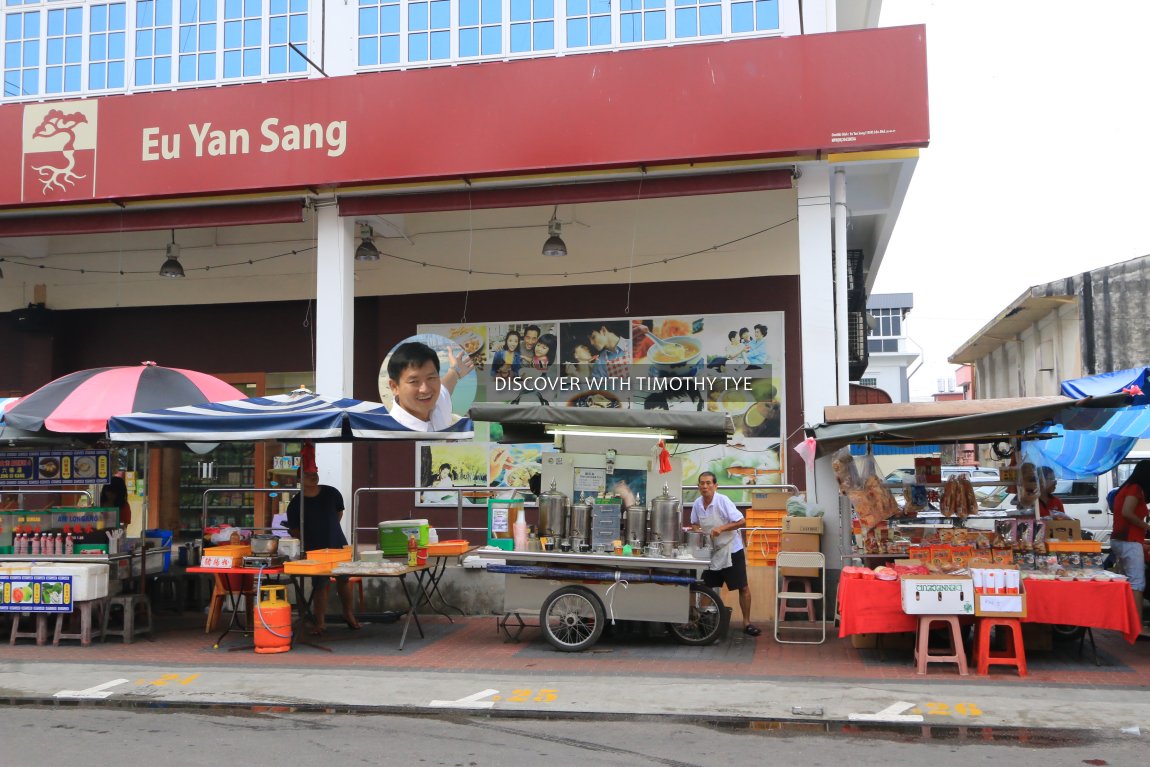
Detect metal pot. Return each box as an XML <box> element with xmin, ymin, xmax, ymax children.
<box><xmin>648</xmin><ymin>484</ymin><xmax>682</xmax><ymax>546</ymax></box>
<box><xmin>685</xmin><ymin>530</ymin><xmax>710</xmax><ymax>551</ymax></box>
<box><xmin>250</xmin><ymin>534</ymin><xmax>279</xmax><ymax>556</ymax></box>
<box><xmin>537</xmin><ymin>480</ymin><xmax>568</xmax><ymax>538</ymax></box>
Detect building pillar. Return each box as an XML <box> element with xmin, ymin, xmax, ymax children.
<box><xmin>796</xmin><ymin>163</ymin><xmax>842</xmax><ymax>562</ymax></box>
<box><xmin>314</xmin><ymin>203</ymin><xmax>355</xmax><ymax>526</ymax></box>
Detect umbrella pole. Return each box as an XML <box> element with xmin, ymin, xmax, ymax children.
<box><xmin>137</xmin><ymin>444</ymin><xmax>149</xmax><ymax>597</ymax></box>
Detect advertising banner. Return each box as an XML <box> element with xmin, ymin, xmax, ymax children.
<box><xmin>0</xmin><ymin>450</ymin><xmax>111</xmax><ymax>486</ymax></box>
<box><xmin>0</xmin><ymin>574</ymin><xmax>74</xmax><ymax>613</ymax></box>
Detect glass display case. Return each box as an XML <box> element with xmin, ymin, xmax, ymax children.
<box><xmin>179</xmin><ymin>443</ymin><xmax>258</xmax><ymax>533</ymax></box>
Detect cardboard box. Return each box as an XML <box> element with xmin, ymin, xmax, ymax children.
<box><xmin>751</xmin><ymin>490</ymin><xmax>789</xmax><ymax>510</ymax></box>
<box><xmin>1045</xmin><ymin>519</ymin><xmax>1082</xmax><ymax>541</ymax></box>
<box><xmin>745</xmin><ymin>566</ymin><xmax>777</xmax><ymax>622</ymax></box>
<box><xmin>900</xmin><ymin>576</ymin><xmax>975</xmax><ymax>615</ymax></box>
<box><xmin>778</xmin><ymin>532</ymin><xmax>821</xmax><ymax>577</ymax></box>
<box><xmin>782</xmin><ymin>516</ymin><xmax>824</xmax><ymax>535</ymax></box>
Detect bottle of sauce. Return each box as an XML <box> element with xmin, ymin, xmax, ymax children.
<box><xmin>407</xmin><ymin>532</ymin><xmax>418</xmax><ymax>567</ymax></box>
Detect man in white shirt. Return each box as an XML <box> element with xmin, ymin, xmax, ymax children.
<box><xmin>386</xmin><ymin>341</ymin><xmax>473</xmax><ymax>432</ymax></box>
<box><xmin>690</xmin><ymin>471</ymin><xmax>759</xmax><ymax>636</ymax></box>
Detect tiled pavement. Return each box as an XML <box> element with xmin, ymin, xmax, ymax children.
<box><xmin>6</xmin><ymin>609</ymin><xmax>1150</xmax><ymax>690</ymax></box>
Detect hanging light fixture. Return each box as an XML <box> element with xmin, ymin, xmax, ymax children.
<box><xmin>541</xmin><ymin>205</ymin><xmax>567</xmax><ymax>257</ymax></box>
<box><xmin>158</xmin><ymin>229</ymin><xmax>185</xmax><ymax>278</ymax></box>
<box><xmin>355</xmin><ymin>223</ymin><xmax>380</xmax><ymax>261</ymax></box>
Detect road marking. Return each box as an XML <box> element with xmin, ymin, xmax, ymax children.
<box><xmin>848</xmin><ymin>701</ymin><xmax>924</xmax><ymax>723</ymax></box>
<box><xmin>429</xmin><ymin>688</ymin><xmax>500</xmax><ymax>709</ymax></box>
<box><xmin>55</xmin><ymin>679</ymin><xmax>130</xmax><ymax>699</ymax></box>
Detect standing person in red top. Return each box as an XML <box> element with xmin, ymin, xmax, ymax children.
<box><xmin>1111</xmin><ymin>460</ymin><xmax>1150</xmax><ymax>630</ymax></box>
<box><xmin>1037</xmin><ymin>466</ymin><xmax>1065</xmax><ymax>518</ymax></box>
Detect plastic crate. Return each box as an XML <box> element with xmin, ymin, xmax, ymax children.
<box><xmin>284</xmin><ymin>560</ymin><xmax>333</xmax><ymax>575</ymax></box>
<box><xmin>306</xmin><ymin>547</ymin><xmax>353</xmax><ymax>563</ymax></box>
<box><xmin>426</xmin><ymin>540</ymin><xmax>470</xmax><ymax>556</ymax></box>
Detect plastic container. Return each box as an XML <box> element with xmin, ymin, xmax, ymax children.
<box><xmin>144</xmin><ymin>528</ymin><xmax>173</xmax><ymax>572</ymax></box>
<box><xmin>377</xmin><ymin>519</ymin><xmax>430</xmax><ymax>555</ymax></box>
<box><xmin>426</xmin><ymin>540</ymin><xmax>470</xmax><ymax>556</ymax></box>
<box><xmin>306</xmin><ymin>547</ymin><xmax>353</xmax><ymax>564</ymax></box>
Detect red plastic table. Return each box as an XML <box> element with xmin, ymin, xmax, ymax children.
<box><xmin>837</xmin><ymin>576</ymin><xmax>1140</xmax><ymax>644</ymax></box>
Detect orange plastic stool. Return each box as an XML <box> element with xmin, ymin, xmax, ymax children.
<box><xmin>914</xmin><ymin>615</ymin><xmax>968</xmax><ymax>675</ymax></box>
<box><xmin>779</xmin><ymin>576</ymin><xmax>816</xmax><ymax>621</ymax></box>
<box><xmin>974</xmin><ymin>617</ymin><xmax>1027</xmax><ymax>676</ymax></box>
<box><xmin>332</xmin><ymin>576</ymin><xmax>366</xmax><ymax>612</ymax></box>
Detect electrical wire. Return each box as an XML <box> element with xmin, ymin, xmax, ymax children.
<box><xmin>0</xmin><ymin>246</ymin><xmax>314</xmax><ymax>276</ymax></box>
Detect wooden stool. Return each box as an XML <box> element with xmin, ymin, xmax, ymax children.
<box><xmin>9</xmin><ymin>612</ymin><xmax>49</xmax><ymax>646</ymax></box>
<box><xmin>206</xmin><ymin>574</ymin><xmax>254</xmax><ymax>633</ymax></box>
<box><xmin>54</xmin><ymin>598</ymin><xmax>105</xmax><ymax>646</ymax></box>
<box><xmin>779</xmin><ymin>576</ymin><xmax>816</xmax><ymax>621</ymax></box>
<box><xmin>914</xmin><ymin>615</ymin><xmax>968</xmax><ymax>675</ymax></box>
<box><xmin>102</xmin><ymin>593</ymin><xmax>153</xmax><ymax>643</ymax></box>
<box><xmin>974</xmin><ymin>617</ymin><xmax>1027</xmax><ymax>676</ymax></box>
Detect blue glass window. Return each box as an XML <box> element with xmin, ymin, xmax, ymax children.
<box><xmin>223</xmin><ymin>0</ymin><xmax>259</xmax><ymax>77</ymax></box>
<box><xmin>87</xmin><ymin>3</ymin><xmax>126</xmax><ymax>89</ymax></box>
<box><xmin>134</xmin><ymin>0</ymin><xmax>173</xmax><ymax>85</ymax></box>
<box><xmin>357</xmin><ymin>0</ymin><xmax>399</xmax><ymax>66</ymax></box>
<box><xmin>509</xmin><ymin>0</ymin><xmax>553</xmax><ymax>53</ymax></box>
<box><xmin>620</xmin><ymin>0</ymin><xmax>664</xmax><ymax>43</ymax></box>
<box><xmin>674</xmin><ymin>0</ymin><xmax>720</xmax><ymax>37</ymax></box>
<box><xmin>408</xmin><ymin>0</ymin><xmax>448</xmax><ymax>62</ymax></box>
<box><xmin>3</xmin><ymin>9</ymin><xmax>37</xmax><ymax>95</ymax></box>
<box><xmin>44</xmin><ymin>6</ymin><xmax>80</xmax><ymax>93</ymax></box>
<box><xmin>177</xmin><ymin>0</ymin><xmax>216</xmax><ymax>82</ymax></box>
<box><xmin>730</xmin><ymin>0</ymin><xmax>777</xmax><ymax>33</ymax></box>
<box><xmin>459</xmin><ymin>0</ymin><xmax>500</xmax><ymax>57</ymax></box>
<box><xmin>565</xmin><ymin>0</ymin><xmax>609</xmax><ymax>48</ymax></box>
<box><xmin>269</xmin><ymin>0</ymin><xmax>305</xmax><ymax>73</ymax></box>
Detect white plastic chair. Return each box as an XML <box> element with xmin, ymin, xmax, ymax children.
<box><xmin>773</xmin><ymin>551</ymin><xmax>826</xmax><ymax>644</ymax></box>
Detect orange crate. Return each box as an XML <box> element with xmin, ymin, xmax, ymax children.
<box><xmin>306</xmin><ymin>547</ymin><xmax>353</xmax><ymax>563</ymax></box>
<box><xmin>746</xmin><ymin>509</ymin><xmax>786</xmax><ymax>525</ymax></box>
<box><xmin>1046</xmin><ymin>540</ymin><xmax>1102</xmax><ymax>553</ymax></box>
<box><xmin>426</xmin><ymin>540</ymin><xmax>470</xmax><ymax>556</ymax></box>
<box><xmin>284</xmin><ymin>559</ymin><xmax>333</xmax><ymax>574</ymax></box>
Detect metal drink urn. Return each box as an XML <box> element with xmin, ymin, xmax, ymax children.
<box><xmin>568</xmin><ymin>500</ymin><xmax>593</xmax><ymax>552</ymax></box>
<box><xmin>625</xmin><ymin>494</ymin><xmax>648</xmax><ymax>549</ymax></box>
<box><xmin>648</xmin><ymin>484</ymin><xmax>682</xmax><ymax>550</ymax></box>
<box><xmin>536</xmin><ymin>480</ymin><xmax>568</xmax><ymax>540</ymax></box>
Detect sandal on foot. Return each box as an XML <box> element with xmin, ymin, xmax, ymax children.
<box><xmin>743</xmin><ymin>624</ymin><xmax>762</xmax><ymax>637</ymax></box>
<box><xmin>344</xmin><ymin>616</ymin><xmax>362</xmax><ymax>630</ymax></box>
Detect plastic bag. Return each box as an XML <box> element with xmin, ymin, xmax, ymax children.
<box><xmin>831</xmin><ymin>447</ymin><xmax>860</xmax><ymax>492</ymax></box>
<box><xmin>786</xmin><ymin>494</ymin><xmax>809</xmax><ymax>517</ymax></box>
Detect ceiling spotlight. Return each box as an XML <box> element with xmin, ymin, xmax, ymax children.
<box><xmin>541</xmin><ymin>205</ymin><xmax>567</xmax><ymax>257</ymax></box>
<box><xmin>355</xmin><ymin>223</ymin><xmax>380</xmax><ymax>261</ymax></box>
<box><xmin>158</xmin><ymin>230</ymin><xmax>185</xmax><ymax>278</ymax></box>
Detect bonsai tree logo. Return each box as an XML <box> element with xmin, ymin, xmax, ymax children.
<box><xmin>30</xmin><ymin>109</ymin><xmax>89</xmax><ymax>194</ymax></box>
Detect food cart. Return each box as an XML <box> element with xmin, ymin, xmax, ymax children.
<box><xmin>469</xmin><ymin>403</ymin><xmax>734</xmax><ymax>651</ymax></box>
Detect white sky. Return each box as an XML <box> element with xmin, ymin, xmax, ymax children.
<box><xmin>874</xmin><ymin>0</ymin><xmax>1150</xmax><ymax>398</ymax></box>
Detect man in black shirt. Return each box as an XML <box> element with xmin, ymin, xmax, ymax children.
<box><xmin>287</xmin><ymin>470</ymin><xmax>361</xmax><ymax>633</ymax></box>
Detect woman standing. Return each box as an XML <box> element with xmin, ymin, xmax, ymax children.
<box><xmin>1111</xmin><ymin>460</ymin><xmax>1150</xmax><ymax>631</ymax></box>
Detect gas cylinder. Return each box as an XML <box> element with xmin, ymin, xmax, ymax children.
<box><xmin>254</xmin><ymin>584</ymin><xmax>292</xmax><ymax>654</ymax></box>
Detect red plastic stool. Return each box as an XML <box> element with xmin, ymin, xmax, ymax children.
<box><xmin>974</xmin><ymin>617</ymin><xmax>1027</xmax><ymax>676</ymax></box>
<box><xmin>914</xmin><ymin>615</ymin><xmax>968</xmax><ymax>675</ymax></box>
<box><xmin>779</xmin><ymin>576</ymin><xmax>816</xmax><ymax>621</ymax></box>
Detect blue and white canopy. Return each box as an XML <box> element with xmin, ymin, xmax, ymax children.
<box><xmin>107</xmin><ymin>393</ymin><xmax>473</xmax><ymax>442</ymax></box>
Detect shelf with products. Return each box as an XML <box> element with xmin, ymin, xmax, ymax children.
<box><xmin>177</xmin><ymin>442</ymin><xmax>261</xmax><ymax>533</ymax></box>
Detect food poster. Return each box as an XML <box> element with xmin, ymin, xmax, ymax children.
<box><xmin>421</xmin><ymin>324</ymin><xmax>488</xmax><ymax>371</ymax></box>
<box><xmin>415</xmin><ymin>311</ymin><xmax>787</xmax><ymax>500</ymax></box>
<box><xmin>677</xmin><ymin>441</ymin><xmax>784</xmax><ymax>504</ymax></box>
<box><xmin>489</xmin><ymin>444</ymin><xmax>548</xmax><ymax>503</ymax></box>
<box><xmin>418</xmin><ymin>443</ymin><xmax>491</xmax><ymax>506</ymax></box>
<box><xmin>0</xmin><ymin>575</ymin><xmax>73</xmax><ymax>612</ymax></box>
<box><xmin>0</xmin><ymin>450</ymin><xmax>111</xmax><ymax>485</ymax></box>
<box><xmin>378</xmin><ymin>332</ymin><xmax>479</xmax><ymax>416</ymax></box>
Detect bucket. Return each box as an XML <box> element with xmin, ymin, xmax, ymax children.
<box><xmin>254</xmin><ymin>585</ymin><xmax>292</xmax><ymax>654</ymax></box>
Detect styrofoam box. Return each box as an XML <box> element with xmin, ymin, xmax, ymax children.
<box><xmin>31</xmin><ymin>563</ymin><xmax>110</xmax><ymax>601</ymax></box>
<box><xmin>900</xmin><ymin>576</ymin><xmax>974</xmax><ymax>615</ymax></box>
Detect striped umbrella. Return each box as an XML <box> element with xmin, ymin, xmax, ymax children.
<box><xmin>3</xmin><ymin>362</ymin><xmax>246</xmax><ymax>434</ymax></box>
<box><xmin>108</xmin><ymin>392</ymin><xmax>473</xmax><ymax>442</ymax></box>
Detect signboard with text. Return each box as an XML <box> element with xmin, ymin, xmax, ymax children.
<box><xmin>0</xmin><ymin>575</ymin><xmax>74</xmax><ymax>613</ymax></box>
<box><xmin>0</xmin><ymin>450</ymin><xmax>111</xmax><ymax>486</ymax></box>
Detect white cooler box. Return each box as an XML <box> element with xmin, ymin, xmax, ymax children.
<box><xmin>31</xmin><ymin>563</ymin><xmax>110</xmax><ymax>601</ymax></box>
<box><xmin>900</xmin><ymin>576</ymin><xmax>974</xmax><ymax>616</ymax></box>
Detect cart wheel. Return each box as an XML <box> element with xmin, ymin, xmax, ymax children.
<box><xmin>1052</xmin><ymin>625</ymin><xmax>1086</xmax><ymax>642</ymax></box>
<box><xmin>666</xmin><ymin>583</ymin><xmax>729</xmax><ymax>646</ymax></box>
<box><xmin>541</xmin><ymin>585</ymin><xmax>605</xmax><ymax>652</ymax></box>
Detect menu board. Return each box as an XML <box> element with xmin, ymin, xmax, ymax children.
<box><xmin>0</xmin><ymin>450</ymin><xmax>111</xmax><ymax>486</ymax></box>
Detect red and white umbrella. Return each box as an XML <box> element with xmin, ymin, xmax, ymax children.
<box><xmin>3</xmin><ymin>361</ymin><xmax>246</xmax><ymax>433</ymax></box>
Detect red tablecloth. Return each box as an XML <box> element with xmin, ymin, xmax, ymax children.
<box><xmin>838</xmin><ymin>577</ymin><xmax>1140</xmax><ymax>644</ymax></box>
